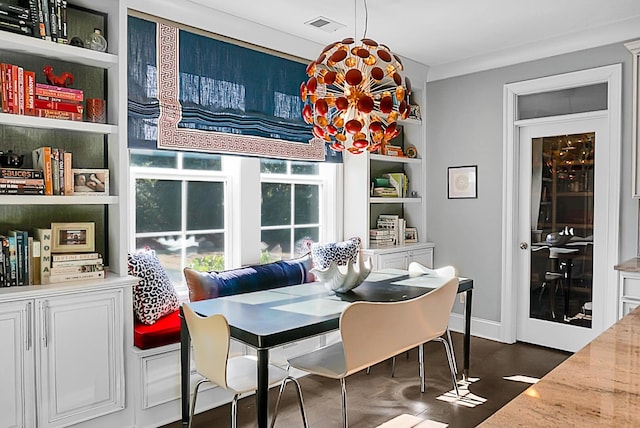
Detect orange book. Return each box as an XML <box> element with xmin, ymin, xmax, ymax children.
<box><xmin>17</xmin><ymin>66</ymin><xmax>24</xmax><ymax>115</ymax></box>
<box><xmin>11</xmin><ymin>64</ymin><xmax>19</xmax><ymax>114</ymax></box>
<box><xmin>32</xmin><ymin>147</ymin><xmax>53</xmax><ymax>195</ymax></box>
<box><xmin>63</xmin><ymin>151</ymin><xmax>73</xmax><ymax>195</ymax></box>
<box><xmin>0</xmin><ymin>63</ymin><xmax>7</xmax><ymax>113</ymax></box>
<box><xmin>24</xmin><ymin>70</ymin><xmax>35</xmax><ymax>116</ymax></box>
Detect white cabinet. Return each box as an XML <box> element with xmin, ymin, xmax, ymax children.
<box><xmin>618</xmin><ymin>270</ymin><xmax>640</xmax><ymax>319</ymax></box>
<box><xmin>626</xmin><ymin>40</ymin><xmax>640</xmax><ymax>197</ymax></box>
<box><xmin>0</xmin><ymin>280</ymin><xmax>133</xmax><ymax>428</ymax></box>
<box><xmin>363</xmin><ymin>243</ymin><xmax>434</xmax><ymax>271</ymax></box>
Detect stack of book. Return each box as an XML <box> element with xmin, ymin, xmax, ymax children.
<box><xmin>35</xmin><ymin>83</ymin><xmax>83</xmax><ymax>120</ymax></box>
<box><xmin>0</xmin><ymin>2</ymin><xmax>34</xmax><ymax>37</ymax></box>
<box><xmin>0</xmin><ymin>167</ymin><xmax>45</xmax><ymax>194</ymax></box>
<box><xmin>371</xmin><ymin>173</ymin><xmax>408</xmax><ymax>198</ymax></box>
<box><xmin>369</xmin><ymin>228</ymin><xmax>395</xmax><ymax>246</ymax></box>
<box><xmin>49</xmin><ymin>252</ymin><xmax>104</xmax><ymax>283</ymax></box>
<box><xmin>32</xmin><ymin>146</ymin><xmax>73</xmax><ymax>195</ymax></box>
<box><xmin>375</xmin><ymin>214</ymin><xmax>407</xmax><ymax>246</ymax></box>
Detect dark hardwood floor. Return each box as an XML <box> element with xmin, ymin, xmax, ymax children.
<box><xmin>162</xmin><ymin>333</ymin><xmax>569</xmax><ymax>428</ymax></box>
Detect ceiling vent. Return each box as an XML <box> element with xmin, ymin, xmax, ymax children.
<box><xmin>304</xmin><ymin>16</ymin><xmax>345</xmax><ymax>33</ymax></box>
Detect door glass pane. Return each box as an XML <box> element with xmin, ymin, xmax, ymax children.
<box><xmin>518</xmin><ymin>83</ymin><xmax>607</xmax><ymax>120</ymax></box>
<box><xmin>530</xmin><ymin>133</ymin><xmax>594</xmax><ymax>328</ymax></box>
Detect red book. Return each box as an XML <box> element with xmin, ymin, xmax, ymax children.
<box><xmin>35</xmin><ymin>94</ymin><xmax>82</xmax><ymax>104</ymax></box>
<box><xmin>0</xmin><ymin>63</ymin><xmax>7</xmax><ymax>113</ymax></box>
<box><xmin>11</xmin><ymin>64</ymin><xmax>18</xmax><ymax>114</ymax></box>
<box><xmin>6</xmin><ymin>64</ymin><xmax>14</xmax><ymax>113</ymax></box>
<box><xmin>17</xmin><ymin>66</ymin><xmax>24</xmax><ymax>115</ymax></box>
<box><xmin>24</xmin><ymin>70</ymin><xmax>35</xmax><ymax>116</ymax></box>
<box><xmin>34</xmin><ymin>99</ymin><xmax>83</xmax><ymax>114</ymax></box>
<box><xmin>35</xmin><ymin>108</ymin><xmax>82</xmax><ymax>121</ymax></box>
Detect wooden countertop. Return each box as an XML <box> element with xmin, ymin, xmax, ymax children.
<box><xmin>614</xmin><ymin>257</ymin><xmax>640</xmax><ymax>272</ymax></box>
<box><xmin>479</xmin><ymin>306</ymin><xmax>640</xmax><ymax>427</ymax></box>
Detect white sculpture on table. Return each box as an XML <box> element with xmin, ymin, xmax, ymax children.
<box><xmin>309</xmin><ymin>237</ymin><xmax>372</xmax><ymax>293</ymax></box>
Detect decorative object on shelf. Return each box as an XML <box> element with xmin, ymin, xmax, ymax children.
<box><xmin>43</xmin><ymin>65</ymin><xmax>74</xmax><ymax>88</ymax></box>
<box><xmin>86</xmin><ymin>98</ymin><xmax>106</xmax><ymax>123</ymax></box>
<box><xmin>85</xmin><ymin>28</ymin><xmax>107</xmax><ymax>52</ymax></box>
<box><xmin>69</xmin><ymin>36</ymin><xmax>85</xmax><ymax>48</ymax></box>
<box><xmin>408</xmin><ymin>104</ymin><xmax>421</xmax><ymax>121</ymax></box>
<box><xmin>72</xmin><ymin>168</ymin><xmax>109</xmax><ymax>195</ymax></box>
<box><xmin>447</xmin><ymin>165</ymin><xmax>478</xmax><ymax>199</ymax></box>
<box><xmin>300</xmin><ymin>0</ymin><xmax>411</xmax><ymax>154</ymax></box>
<box><xmin>51</xmin><ymin>222</ymin><xmax>96</xmax><ymax>253</ymax></box>
<box><xmin>405</xmin><ymin>145</ymin><xmax>418</xmax><ymax>158</ymax></box>
<box><xmin>0</xmin><ymin>150</ymin><xmax>24</xmax><ymax>167</ymax></box>
<box><xmin>311</xmin><ymin>251</ymin><xmax>372</xmax><ymax>293</ymax></box>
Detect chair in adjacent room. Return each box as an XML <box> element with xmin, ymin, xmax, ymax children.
<box><xmin>272</xmin><ymin>277</ymin><xmax>460</xmax><ymax>428</ymax></box>
<box><xmin>182</xmin><ymin>303</ymin><xmax>307</xmax><ymax>428</ymax></box>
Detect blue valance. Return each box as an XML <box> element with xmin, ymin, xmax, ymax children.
<box><xmin>127</xmin><ymin>15</ymin><xmax>335</xmax><ymax>162</ymax></box>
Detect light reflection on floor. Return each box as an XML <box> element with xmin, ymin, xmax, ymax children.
<box><xmin>503</xmin><ymin>374</ymin><xmax>540</xmax><ymax>384</ymax></box>
<box><xmin>436</xmin><ymin>377</ymin><xmax>486</xmax><ymax>408</ymax></box>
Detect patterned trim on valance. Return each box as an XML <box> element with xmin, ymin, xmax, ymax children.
<box><xmin>155</xmin><ymin>23</ymin><xmax>326</xmax><ymax>161</ymax></box>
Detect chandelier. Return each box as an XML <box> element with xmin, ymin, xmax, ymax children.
<box><xmin>300</xmin><ymin>3</ymin><xmax>412</xmax><ymax>154</ymax></box>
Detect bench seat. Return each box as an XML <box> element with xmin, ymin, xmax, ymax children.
<box><xmin>134</xmin><ymin>310</ymin><xmax>181</xmax><ymax>350</ymax></box>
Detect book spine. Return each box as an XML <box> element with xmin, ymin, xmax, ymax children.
<box><xmin>52</xmin><ymin>252</ymin><xmax>100</xmax><ymax>262</ymax></box>
<box><xmin>35</xmin><ymin>228</ymin><xmax>51</xmax><ymax>284</ymax></box>
<box><xmin>34</xmin><ymin>99</ymin><xmax>83</xmax><ymax>113</ymax></box>
<box><xmin>32</xmin><ymin>146</ymin><xmax>53</xmax><ymax>195</ymax></box>
<box><xmin>11</xmin><ymin>64</ymin><xmax>18</xmax><ymax>114</ymax></box>
<box><xmin>24</xmin><ymin>70</ymin><xmax>35</xmax><ymax>115</ymax></box>
<box><xmin>35</xmin><ymin>94</ymin><xmax>82</xmax><ymax>104</ymax></box>
<box><xmin>30</xmin><ymin>0</ymin><xmax>45</xmax><ymax>39</ymax></box>
<box><xmin>49</xmin><ymin>270</ymin><xmax>105</xmax><ymax>283</ymax></box>
<box><xmin>0</xmin><ymin>168</ymin><xmax>44</xmax><ymax>179</ymax></box>
<box><xmin>63</xmin><ymin>151</ymin><xmax>72</xmax><ymax>194</ymax></box>
<box><xmin>0</xmin><ymin>236</ymin><xmax>5</xmax><ymax>287</ymax></box>
<box><xmin>9</xmin><ymin>231</ymin><xmax>25</xmax><ymax>286</ymax></box>
<box><xmin>51</xmin><ymin>148</ymin><xmax>60</xmax><ymax>195</ymax></box>
<box><xmin>35</xmin><ymin>83</ymin><xmax>83</xmax><ymax>95</ymax></box>
<box><xmin>35</xmin><ymin>107</ymin><xmax>82</xmax><ymax>121</ymax></box>
<box><xmin>0</xmin><ymin>178</ymin><xmax>45</xmax><ymax>186</ymax></box>
<box><xmin>17</xmin><ymin>66</ymin><xmax>24</xmax><ymax>115</ymax></box>
<box><xmin>31</xmin><ymin>240</ymin><xmax>41</xmax><ymax>284</ymax></box>
<box><xmin>0</xmin><ymin>187</ymin><xmax>45</xmax><ymax>195</ymax></box>
<box><xmin>48</xmin><ymin>0</ymin><xmax>57</xmax><ymax>42</ymax></box>
<box><xmin>1</xmin><ymin>63</ymin><xmax>7</xmax><ymax>113</ymax></box>
<box><xmin>50</xmin><ymin>263</ymin><xmax>104</xmax><ymax>275</ymax></box>
<box><xmin>39</xmin><ymin>0</ymin><xmax>50</xmax><ymax>40</ymax></box>
<box><xmin>59</xmin><ymin>0</ymin><xmax>66</xmax><ymax>42</ymax></box>
<box><xmin>7</xmin><ymin>235</ymin><xmax>17</xmax><ymax>286</ymax></box>
<box><xmin>6</xmin><ymin>64</ymin><xmax>14</xmax><ymax>113</ymax></box>
<box><xmin>0</xmin><ymin>2</ymin><xmax>30</xmax><ymax>16</ymax></box>
<box><xmin>0</xmin><ymin>18</ymin><xmax>32</xmax><ymax>35</ymax></box>
<box><xmin>0</xmin><ymin>12</ymin><xmax>31</xmax><ymax>26</ymax></box>
<box><xmin>57</xmin><ymin>148</ymin><xmax>64</xmax><ymax>195</ymax></box>
<box><xmin>51</xmin><ymin>257</ymin><xmax>102</xmax><ymax>268</ymax></box>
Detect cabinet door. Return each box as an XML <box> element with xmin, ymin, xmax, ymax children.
<box><xmin>36</xmin><ymin>290</ymin><xmax>124</xmax><ymax>427</ymax></box>
<box><xmin>0</xmin><ymin>300</ymin><xmax>35</xmax><ymax>428</ymax></box>
<box><xmin>377</xmin><ymin>252</ymin><xmax>408</xmax><ymax>270</ymax></box>
<box><xmin>408</xmin><ymin>248</ymin><xmax>434</xmax><ymax>268</ymax></box>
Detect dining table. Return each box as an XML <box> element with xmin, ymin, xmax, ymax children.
<box><xmin>180</xmin><ymin>269</ymin><xmax>474</xmax><ymax>428</ymax></box>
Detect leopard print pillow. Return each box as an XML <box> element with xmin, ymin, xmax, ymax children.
<box><xmin>310</xmin><ymin>237</ymin><xmax>361</xmax><ymax>270</ymax></box>
<box><xmin>128</xmin><ymin>249</ymin><xmax>179</xmax><ymax>325</ymax></box>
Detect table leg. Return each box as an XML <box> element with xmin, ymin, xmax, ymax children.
<box><xmin>563</xmin><ymin>259</ymin><xmax>574</xmax><ymax>322</ymax></box>
<box><xmin>256</xmin><ymin>348</ymin><xmax>269</xmax><ymax>428</ymax></box>
<box><xmin>180</xmin><ymin>307</ymin><xmax>190</xmax><ymax>427</ymax></box>
<box><xmin>463</xmin><ymin>288</ymin><xmax>472</xmax><ymax>381</ymax></box>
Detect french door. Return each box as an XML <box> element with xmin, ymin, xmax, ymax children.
<box><xmin>516</xmin><ymin>114</ymin><xmax>608</xmax><ymax>351</ymax></box>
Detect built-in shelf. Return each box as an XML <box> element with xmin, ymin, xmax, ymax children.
<box><xmin>0</xmin><ymin>195</ymin><xmax>119</xmax><ymax>205</ymax></box>
<box><xmin>370</xmin><ymin>154</ymin><xmax>421</xmax><ymax>164</ymax></box>
<box><xmin>0</xmin><ymin>113</ymin><xmax>117</xmax><ymax>134</ymax></box>
<box><xmin>370</xmin><ymin>197</ymin><xmax>422</xmax><ymax>204</ymax></box>
<box><xmin>0</xmin><ymin>30</ymin><xmax>118</xmax><ymax>69</ymax></box>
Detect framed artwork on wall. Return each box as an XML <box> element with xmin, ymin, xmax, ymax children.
<box><xmin>448</xmin><ymin>165</ymin><xmax>477</xmax><ymax>199</ymax></box>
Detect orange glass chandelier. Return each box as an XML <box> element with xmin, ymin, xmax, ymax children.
<box><xmin>300</xmin><ymin>33</ymin><xmax>411</xmax><ymax>154</ymax></box>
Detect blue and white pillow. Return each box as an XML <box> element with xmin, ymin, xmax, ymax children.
<box><xmin>310</xmin><ymin>237</ymin><xmax>361</xmax><ymax>270</ymax></box>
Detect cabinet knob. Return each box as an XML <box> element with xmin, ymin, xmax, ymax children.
<box><xmin>519</xmin><ymin>242</ymin><xmax>528</xmax><ymax>250</ymax></box>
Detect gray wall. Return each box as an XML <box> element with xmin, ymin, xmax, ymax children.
<box><xmin>426</xmin><ymin>42</ymin><xmax>637</xmax><ymax>323</ymax></box>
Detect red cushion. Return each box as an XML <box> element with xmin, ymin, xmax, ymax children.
<box><xmin>134</xmin><ymin>310</ymin><xmax>181</xmax><ymax>350</ymax></box>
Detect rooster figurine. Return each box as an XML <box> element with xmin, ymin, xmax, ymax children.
<box><xmin>43</xmin><ymin>65</ymin><xmax>74</xmax><ymax>88</ymax></box>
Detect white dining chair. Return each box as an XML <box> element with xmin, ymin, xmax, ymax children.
<box><xmin>272</xmin><ymin>277</ymin><xmax>460</xmax><ymax>428</ymax></box>
<box><xmin>182</xmin><ymin>303</ymin><xmax>307</xmax><ymax>428</ymax></box>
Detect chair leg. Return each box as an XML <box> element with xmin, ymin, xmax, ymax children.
<box><xmin>271</xmin><ymin>376</ymin><xmax>308</xmax><ymax>428</ymax></box>
<box><xmin>231</xmin><ymin>393</ymin><xmax>240</xmax><ymax>428</ymax></box>
<box><xmin>340</xmin><ymin>377</ymin><xmax>348</xmax><ymax>428</ymax></box>
<box><xmin>189</xmin><ymin>378</ymin><xmax>208</xmax><ymax>428</ymax></box>
<box><xmin>391</xmin><ymin>355</ymin><xmax>396</xmax><ymax>377</ymax></box>
<box><xmin>437</xmin><ymin>337</ymin><xmax>460</xmax><ymax>398</ymax></box>
<box><xmin>446</xmin><ymin>328</ymin><xmax>458</xmax><ymax>376</ymax></box>
<box><xmin>418</xmin><ymin>343</ymin><xmax>425</xmax><ymax>393</ymax></box>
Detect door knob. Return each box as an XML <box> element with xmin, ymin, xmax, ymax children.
<box><xmin>519</xmin><ymin>242</ymin><xmax>528</xmax><ymax>250</ymax></box>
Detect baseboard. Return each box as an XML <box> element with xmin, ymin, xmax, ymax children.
<box><xmin>448</xmin><ymin>313</ymin><xmax>507</xmax><ymax>343</ymax></box>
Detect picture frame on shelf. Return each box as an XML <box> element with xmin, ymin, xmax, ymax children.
<box><xmin>448</xmin><ymin>165</ymin><xmax>478</xmax><ymax>199</ymax></box>
<box><xmin>51</xmin><ymin>222</ymin><xmax>95</xmax><ymax>253</ymax></box>
<box><xmin>72</xmin><ymin>168</ymin><xmax>109</xmax><ymax>195</ymax></box>
<box><xmin>405</xmin><ymin>227</ymin><xmax>418</xmax><ymax>243</ymax></box>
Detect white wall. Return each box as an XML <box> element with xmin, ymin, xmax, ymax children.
<box><xmin>426</xmin><ymin>42</ymin><xmax>637</xmax><ymax>327</ymax></box>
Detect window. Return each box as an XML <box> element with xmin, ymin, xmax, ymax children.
<box><xmin>130</xmin><ymin>149</ymin><xmax>226</xmax><ymax>299</ymax></box>
<box><xmin>260</xmin><ymin>159</ymin><xmax>323</xmax><ymax>261</ymax></box>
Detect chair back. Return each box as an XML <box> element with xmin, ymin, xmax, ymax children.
<box><xmin>339</xmin><ymin>277</ymin><xmax>459</xmax><ymax>376</ymax></box>
<box><xmin>182</xmin><ymin>303</ymin><xmax>230</xmax><ymax>389</ymax></box>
